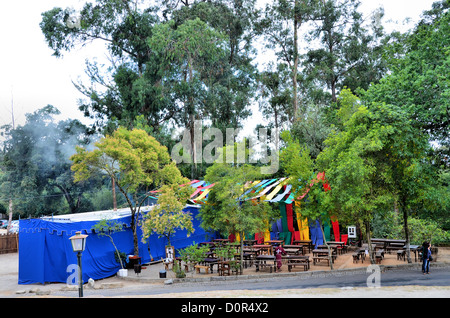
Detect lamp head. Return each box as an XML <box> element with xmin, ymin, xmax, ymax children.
<box><xmin>69</xmin><ymin>231</ymin><xmax>88</xmax><ymax>252</ymax></box>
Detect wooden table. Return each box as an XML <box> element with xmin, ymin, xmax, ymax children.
<box><xmin>200</xmin><ymin>257</ymin><xmax>219</xmax><ymax>273</ymax></box>
<box><xmin>312</xmin><ymin>249</ymin><xmax>334</xmax><ymax>265</ymax></box>
<box><xmin>199</xmin><ymin>241</ymin><xmax>215</xmax><ymax>247</ymax></box>
<box><xmin>371</xmin><ymin>238</ymin><xmax>406</xmax><ymax>251</ymax></box>
<box><xmin>213</xmin><ymin>239</ymin><xmax>230</xmax><ymax>245</ymax></box>
<box><xmin>265</xmin><ymin>240</ymin><xmax>284</xmax><ymax>246</ymax></box>
<box><xmin>244</xmin><ymin>239</ymin><xmax>257</xmax><ymax>246</ymax></box>
<box><xmin>293</xmin><ymin>240</ymin><xmax>313</xmax><ymax>253</ymax></box>
<box><xmin>327</xmin><ymin>241</ymin><xmax>346</xmax><ymax>254</ymax></box>
<box><xmin>218</xmin><ymin>260</ymin><xmax>231</xmax><ymax>276</ymax></box>
<box><xmin>404</xmin><ymin>245</ymin><xmax>420</xmax><ymax>262</ymax></box>
<box><xmin>235</xmin><ymin>252</ymin><xmax>254</xmax><ymax>268</ymax></box>
<box><xmin>253</xmin><ymin>244</ymin><xmax>273</xmax><ymax>255</ymax></box>
<box><xmin>255</xmin><ymin>255</ymin><xmax>276</xmax><ymax>273</ymax></box>
<box><xmin>317</xmin><ymin>245</ymin><xmax>338</xmax><ymax>257</ymax></box>
<box><xmin>282</xmin><ymin>245</ymin><xmax>304</xmax><ymax>255</ymax></box>
<box><xmin>282</xmin><ymin>255</ymin><xmax>310</xmax><ymax>271</ymax></box>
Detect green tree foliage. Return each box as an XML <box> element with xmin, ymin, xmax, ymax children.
<box><xmin>91</xmin><ymin>218</ymin><xmax>126</xmax><ymax>269</ymax></box>
<box><xmin>304</xmin><ymin>0</ymin><xmax>387</xmax><ymax>102</ymax></box>
<box><xmin>141</xmin><ymin>182</ymin><xmax>194</xmax><ymax>247</ymax></box>
<box><xmin>39</xmin><ymin>1</ymin><xmax>175</xmax><ymax>134</ymax></box>
<box><xmin>257</xmin><ymin>0</ymin><xmax>320</xmax><ymax>121</ymax></box>
<box><xmin>168</xmin><ymin>0</ymin><xmax>258</xmax><ymax>131</ymax></box>
<box><xmin>0</xmin><ymin>105</ymin><xmax>95</xmax><ymax>217</ymax></box>
<box><xmin>148</xmin><ymin>18</ymin><xmax>231</xmax><ymax>178</ymax></box>
<box><xmin>317</xmin><ymin>89</ymin><xmax>440</xmax><ymax>262</ymax></box>
<box><xmin>279</xmin><ymin>130</ymin><xmax>335</xmax><ymax>268</ymax></box>
<box><xmin>361</xmin><ymin>1</ymin><xmax>449</xmax><ymax>151</ymax></box>
<box><xmin>70</xmin><ymin>127</ymin><xmax>186</xmax><ymax>256</ymax></box>
<box><xmin>40</xmin><ymin>0</ymin><xmax>258</xmax><ymax>148</ymax></box>
<box><xmin>198</xmin><ymin>143</ymin><xmax>277</xmax><ymax>271</ymax></box>
<box><xmin>257</xmin><ymin>63</ymin><xmax>292</xmax><ymax>131</ymax></box>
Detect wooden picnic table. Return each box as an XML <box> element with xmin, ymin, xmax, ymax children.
<box><xmin>200</xmin><ymin>257</ymin><xmax>219</xmax><ymax>273</ymax></box>
<box><xmin>255</xmin><ymin>255</ymin><xmax>276</xmax><ymax>273</ymax></box>
<box><xmin>265</xmin><ymin>240</ymin><xmax>284</xmax><ymax>246</ymax></box>
<box><xmin>371</xmin><ymin>238</ymin><xmax>406</xmax><ymax>250</ymax></box>
<box><xmin>282</xmin><ymin>255</ymin><xmax>310</xmax><ymax>271</ymax></box>
<box><xmin>199</xmin><ymin>241</ymin><xmax>215</xmax><ymax>247</ymax></box>
<box><xmin>282</xmin><ymin>245</ymin><xmax>304</xmax><ymax>255</ymax></box>
<box><xmin>312</xmin><ymin>249</ymin><xmax>335</xmax><ymax>265</ymax></box>
<box><xmin>327</xmin><ymin>241</ymin><xmax>347</xmax><ymax>254</ymax></box>
<box><xmin>317</xmin><ymin>245</ymin><xmax>338</xmax><ymax>256</ymax></box>
<box><xmin>244</xmin><ymin>239</ymin><xmax>257</xmax><ymax>246</ymax></box>
<box><xmin>253</xmin><ymin>244</ymin><xmax>273</xmax><ymax>255</ymax></box>
<box><xmin>235</xmin><ymin>252</ymin><xmax>254</xmax><ymax>268</ymax></box>
<box><xmin>404</xmin><ymin>245</ymin><xmax>420</xmax><ymax>262</ymax></box>
<box><xmin>293</xmin><ymin>240</ymin><xmax>313</xmax><ymax>253</ymax></box>
<box><xmin>213</xmin><ymin>238</ymin><xmax>230</xmax><ymax>244</ymax></box>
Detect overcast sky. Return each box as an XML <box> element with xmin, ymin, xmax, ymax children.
<box><xmin>0</xmin><ymin>0</ymin><xmax>438</xmax><ymax>139</ymax></box>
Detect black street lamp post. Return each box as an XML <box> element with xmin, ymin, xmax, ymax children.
<box><xmin>69</xmin><ymin>231</ymin><xmax>88</xmax><ymax>297</ymax></box>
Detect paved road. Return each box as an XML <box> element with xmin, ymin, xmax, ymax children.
<box><xmin>45</xmin><ymin>266</ymin><xmax>450</xmax><ymax>298</ymax></box>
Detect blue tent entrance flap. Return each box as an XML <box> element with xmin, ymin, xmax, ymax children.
<box><xmin>18</xmin><ymin>205</ymin><xmax>207</xmax><ymax>285</ymax></box>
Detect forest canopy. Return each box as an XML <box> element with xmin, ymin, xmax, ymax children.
<box><xmin>0</xmin><ymin>0</ymin><xmax>448</xmax><ymax>244</ymax></box>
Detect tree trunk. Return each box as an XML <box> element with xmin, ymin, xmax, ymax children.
<box><xmin>319</xmin><ymin>219</ymin><xmax>333</xmax><ymax>270</ymax></box>
<box><xmin>401</xmin><ymin>198</ymin><xmax>412</xmax><ymax>263</ymax></box>
<box><xmin>7</xmin><ymin>199</ymin><xmax>13</xmax><ymax>233</ymax></box>
<box><xmin>109</xmin><ymin>235</ymin><xmax>124</xmax><ymax>269</ymax></box>
<box><xmin>116</xmin><ymin>180</ymin><xmax>140</xmax><ymax>257</ymax></box>
<box><xmin>239</xmin><ymin>231</ymin><xmax>244</xmax><ymax>275</ymax></box>
<box><xmin>365</xmin><ymin>221</ymin><xmax>374</xmax><ymax>264</ymax></box>
<box><xmin>292</xmin><ymin>1</ymin><xmax>300</xmax><ymax>122</ymax></box>
<box><xmin>112</xmin><ymin>177</ymin><xmax>117</xmax><ymax>211</ymax></box>
<box><xmin>131</xmin><ymin>209</ymin><xmax>139</xmax><ymax>257</ymax></box>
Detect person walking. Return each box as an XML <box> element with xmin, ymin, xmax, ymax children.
<box><xmin>275</xmin><ymin>244</ymin><xmax>286</xmax><ymax>272</ymax></box>
<box><xmin>421</xmin><ymin>241</ymin><xmax>431</xmax><ymax>274</ymax></box>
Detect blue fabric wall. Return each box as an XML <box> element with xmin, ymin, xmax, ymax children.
<box><xmin>18</xmin><ymin>206</ymin><xmax>210</xmax><ymax>284</ymax></box>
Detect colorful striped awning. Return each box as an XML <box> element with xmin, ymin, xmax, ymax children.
<box><xmin>174</xmin><ymin>172</ymin><xmax>331</xmax><ymax>204</ymax></box>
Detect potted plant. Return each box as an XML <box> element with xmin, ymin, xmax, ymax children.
<box><xmin>172</xmin><ymin>263</ymin><xmax>186</xmax><ymax>278</ymax></box>
<box><xmin>178</xmin><ymin>243</ymin><xmax>209</xmax><ymax>272</ymax></box>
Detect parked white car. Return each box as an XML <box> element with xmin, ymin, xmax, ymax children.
<box><xmin>8</xmin><ymin>220</ymin><xmax>19</xmax><ymax>233</ymax></box>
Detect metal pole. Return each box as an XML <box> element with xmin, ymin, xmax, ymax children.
<box><xmin>77</xmin><ymin>251</ymin><xmax>83</xmax><ymax>297</ymax></box>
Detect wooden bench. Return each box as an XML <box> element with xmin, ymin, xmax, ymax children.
<box><xmin>194</xmin><ymin>265</ymin><xmax>210</xmax><ymax>274</ymax></box>
<box><xmin>217</xmin><ymin>261</ymin><xmax>231</xmax><ymax>276</ymax></box>
<box><xmin>255</xmin><ymin>256</ymin><xmax>276</xmax><ymax>273</ymax></box>
<box><xmin>397</xmin><ymin>249</ymin><xmax>405</xmax><ymax>261</ymax></box>
<box><xmin>313</xmin><ymin>256</ymin><xmax>330</xmax><ymax>266</ymax></box>
<box><xmin>375</xmin><ymin>251</ymin><xmax>383</xmax><ymax>264</ymax></box>
<box><xmin>287</xmin><ymin>260</ymin><xmax>309</xmax><ymax>272</ymax></box>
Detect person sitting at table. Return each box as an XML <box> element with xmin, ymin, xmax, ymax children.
<box><xmin>275</xmin><ymin>244</ymin><xmax>286</xmax><ymax>271</ymax></box>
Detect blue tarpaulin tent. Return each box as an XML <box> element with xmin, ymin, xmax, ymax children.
<box><xmin>18</xmin><ymin>205</ymin><xmax>210</xmax><ymax>285</ymax></box>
